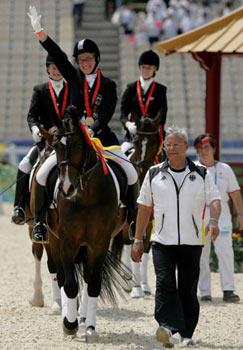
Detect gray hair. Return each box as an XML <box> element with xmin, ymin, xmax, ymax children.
<box><xmin>165</xmin><ymin>125</ymin><xmax>188</xmax><ymax>143</ymax></box>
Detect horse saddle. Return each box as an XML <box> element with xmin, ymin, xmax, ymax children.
<box><xmin>107</xmin><ymin>160</ymin><xmax>128</xmax><ymax>203</ymax></box>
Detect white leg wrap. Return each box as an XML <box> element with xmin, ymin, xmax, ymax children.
<box><xmin>132</xmin><ymin>261</ymin><xmax>141</xmax><ymax>285</ymax></box>
<box><xmin>78</xmin><ymin>283</ymin><xmax>88</xmax><ymax>318</ymax></box>
<box><xmin>140</xmin><ymin>253</ymin><xmax>149</xmax><ymax>284</ymax></box>
<box><xmin>122</xmin><ymin>245</ymin><xmax>132</xmax><ymax>271</ymax></box>
<box><xmin>61</xmin><ymin>287</ymin><xmax>77</xmax><ymax>323</ymax></box>
<box><xmin>50</xmin><ymin>273</ymin><xmax>61</xmax><ymax>302</ymax></box>
<box><xmin>85</xmin><ymin>297</ymin><xmax>98</xmax><ymax>328</ymax></box>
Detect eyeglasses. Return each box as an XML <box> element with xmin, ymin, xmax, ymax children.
<box><xmin>164</xmin><ymin>143</ymin><xmax>186</xmax><ymax>149</ymax></box>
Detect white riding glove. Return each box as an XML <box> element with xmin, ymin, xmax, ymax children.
<box><xmin>125</xmin><ymin>121</ymin><xmax>137</xmax><ymax>135</ymax></box>
<box><xmin>31</xmin><ymin>125</ymin><xmax>42</xmax><ymax>143</ymax></box>
<box><xmin>88</xmin><ymin>128</ymin><xmax>94</xmax><ymax>138</ymax></box>
<box><xmin>27</xmin><ymin>5</ymin><xmax>43</xmax><ymax>33</ymax></box>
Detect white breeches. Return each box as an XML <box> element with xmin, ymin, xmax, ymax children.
<box><xmin>36</xmin><ymin>152</ymin><xmax>57</xmax><ymax>186</ymax></box>
<box><xmin>198</xmin><ymin>231</ymin><xmax>235</xmax><ymax>296</ymax></box>
<box><xmin>36</xmin><ymin>148</ymin><xmax>137</xmax><ymax>187</ymax></box>
<box><xmin>19</xmin><ymin>146</ymin><xmax>37</xmax><ymax>174</ymax></box>
<box><xmin>121</xmin><ymin>141</ymin><xmax>133</xmax><ymax>154</ymax></box>
<box><xmin>103</xmin><ymin>148</ymin><xmax>137</xmax><ymax>185</ymax></box>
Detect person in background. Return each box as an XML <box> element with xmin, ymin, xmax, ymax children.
<box><xmin>194</xmin><ymin>133</ymin><xmax>243</xmax><ymax>303</ymax></box>
<box><xmin>72</xmin><ymin>0</ymin><xmax>86</xmax><ymax>29</ymax></box>
<box><xmin>132</xmin><ymin>125</ymin><xmax>221</xmax><ymax>348</ymax></box>
<box><xmin>11</xmin><ymin>55</ymin><xmax>70</xmax><ymax>228</ymax></box>
<box><xmin>120</xmin><ymin>50</ymin><xmax>167</xmax><ymax>298</ymax></box>
<box><xmin>120</xmin><ymin>49</ymin><xmax>167</xmax><ymax>154</ymax></box>
<box><xmin>27</xmin><ymin>5</ymin><xmax>138</xmax><ymax>243</ymax></box>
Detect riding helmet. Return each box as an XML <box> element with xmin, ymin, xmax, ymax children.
<box><xmin>138</xmin><ymin>50</ymin><xmax>160</xmax><ymax>70</ymax></box>
<box><xmin>73</xmin><ymin>39</ymin><xmax>100</xmax><ymax>63</ymax></box>
<box><xmin>46</xmin><ymin>54</ymin><xmax>56</xmax><ymax>66</ymax></box>
<box><xmin>46</xmin><ymin>53</ymin><xmax>67</xmax><ymax>66</ymax></box>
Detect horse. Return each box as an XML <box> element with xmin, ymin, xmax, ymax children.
<box><xmin>120</xmin><ymin>115</ymin><xmax>162</xmax><ymax>298</ymax></box>
<box><xmin>24</xmin><ymin>145</ymin><xmax>62</xmax><ymax>314</ymax></box>
<box><xmin>42</xmin><ymin>106</ymin><xmax>130</xmax><ymax>341</ymax></box>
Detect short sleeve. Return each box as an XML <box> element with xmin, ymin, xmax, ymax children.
<box><xmin>137</xmin><ymin>170</ymin><xmax>153</xmax><ymax>207</ymax></box>
<box><xmin>225</xmin><ymin>165</ymin><xmax>240</xmax><ymax>193</ymax></box>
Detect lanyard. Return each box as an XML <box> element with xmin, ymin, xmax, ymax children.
<box><xmin>48</xmin><ymin>80</ymin><xmax>69</xmax><ymax>119</ymax></box>
<box><xmin>136</xmin><ymin>80</ymin><xmax>155</xmax><ymax>117</ymax></box>
<box><xmin>84</xmin><ymin>69</ymin><xmax>101</xmax><ymax>118</ymax></box>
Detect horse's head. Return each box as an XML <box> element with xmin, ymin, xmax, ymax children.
<box><xmin>54</xmin><ymin>106</ymin><xmax>91</xmax><ymax>198</ymax></box>
<box><xmin>132</xmin><ymin>115</ymin><xmax>161</xmax><ymax>180</ymax></box>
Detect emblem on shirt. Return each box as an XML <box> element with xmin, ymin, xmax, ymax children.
<box><xmin>161</xmin><ymin>175</ymin><xmax>167</xmax><ymax>180</ymax></box>
<box><xmin>189</xmin><ymin>174</ymin><xmax>196</xmax><ymax>181</ymax></box>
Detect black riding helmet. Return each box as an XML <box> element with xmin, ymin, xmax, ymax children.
<box><xmin>46</xmin><ymin>54</ymin><xmax>56</xmax><ymax>66</ymax></box>
<box><xmin>73</xmin><ymin>39</ymin><xmax>100</xmax><ymax>65</ymax></box>
<box><xmin>138</xmin><ymin>50</ymin><xmax>160</xmax><ymax>70</ymax></box>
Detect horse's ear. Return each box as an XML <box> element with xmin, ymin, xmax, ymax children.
<box><xmin>39</xmin><ymin>126</ymin><xmax>54</xmax><ymax>144</ymax></box>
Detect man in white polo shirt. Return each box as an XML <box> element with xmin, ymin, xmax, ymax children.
<box><xmin>131</xmin><ymin>125</ymin><xmax>221</xmax><ymax>348</ymax></box>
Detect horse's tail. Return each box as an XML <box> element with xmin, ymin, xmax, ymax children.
<box><xmin>75</xmin><ymin>248</ymin><xmax>133</xmax><ymax>305</ymax></box>
<box><xmin>99</xmin><ymin>250</ymin><xmax>133</xmax><ymax>304</ymax></box>
<box><xmin>110</xmin><ymin>231</ymin><xmax>124</xmax><ymax>261</ymax></box>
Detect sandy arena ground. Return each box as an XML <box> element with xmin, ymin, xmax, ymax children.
<box><xmin>0</xmin><ymin>203</ymin><xmax>243</xmax><ymax>350</ymax></box>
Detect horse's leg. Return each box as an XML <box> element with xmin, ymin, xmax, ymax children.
<box><xmin>140</xmin><ymin>222</ymin><xmax>152</xmax><ymax>295</ymax></box>
<box><xmin>140</xmin><ymin>252</ymin><xmax>151</xmax><ymax>295</ymax></box>
<box><xmin>61</xmin><ymin>249</ymin><xmax>79</xmax><ymax>336</ymax></box>
<box><xmin>45</xmin><ymin>244</ymin><xmax>61</xmax><ymax>315</ymax></box>
<box><xmin>121</xmin><ymin>244</ymin><xmax>133</xmax><ymax>292</ymax></box>
<box><xmin>130</xmin><ymin>260</ymin><xmax>144</xmax><ymax>298</ymax></box>
<box><xmin>86</xmin><ymin>273</ymin><xmax>100</xmax><ymax>331</ymax></box>
<box><xmin>30</xmin><ymin>242</ymin><xmax>44</xmax><ymax>307</ymax></box>
<box><xmin>83</xmin><ymin>255</ymin><xmax>106</xmax><ymax>343</ymax></box>
<box><xmin>78</xmin><ymin>282</ymin><xmax>88</xmax><ymax>326</ymax></box>
<box><xmin>85</xmin><ymin>295</ymin><xmax>99</xmax><ymax>343</ymax></box>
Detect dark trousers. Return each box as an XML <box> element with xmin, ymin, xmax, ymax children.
<box><xmin>152</xmin><ymin>242</ymin><xmax>202</xmax><ymax>338</ymax></box>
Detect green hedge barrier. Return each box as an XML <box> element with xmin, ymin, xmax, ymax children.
<box><xmin>0</xmin><ymin>163</ymin><xmax>17</xmax><ymax>202</ymax></box>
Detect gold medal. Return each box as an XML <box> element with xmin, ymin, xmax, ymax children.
<box><xmin>86</xmin><ymin>116</ymin><xmax>94</xmax><ymax>126</ymax></box>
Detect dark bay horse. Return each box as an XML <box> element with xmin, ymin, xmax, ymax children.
<box><xmin>44</xmin><ymin>106</ymin><xmax>129</xmax><ymax>341</ymax></box>
<box><xmin>121</xmin><ymin>116</ymin><xmax>162</xmax><ymax>297</ymax></box>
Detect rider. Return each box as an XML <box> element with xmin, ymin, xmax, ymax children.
<box><xmin>27</xmin><ymin>6</ymin><xmax>138</xmax><ymax>243</ymax></box>
<box><xmin>120</xmin><ymin>49</ymin><xmax>167</xmax><ymax>154</ymax></box>
<box><xmin>120</xmin><ymin>50</ymin><xmax>168</xmax><ymax>298</ymax></box>
<box><xmin>11</xmin><ymin>54</ymin><xmax>70</xmax><ymax>227</ymax></box>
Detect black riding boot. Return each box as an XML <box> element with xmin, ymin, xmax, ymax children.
<box><xmin>124</xmin><ymin>182</ymin><xmax>139</xmax><ymax>237</ymax></box>
<box><xmin>11</xmin><ymin>169</ymin><xmax>29</xmax><ymax>225</ymax></box>
<box><xmin>32</xmin><ymin>182</ymin><xmax>48</xmax><ymax>244</ymax></box>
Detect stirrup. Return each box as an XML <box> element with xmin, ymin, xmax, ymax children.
<box><xmin>32</xmin><ymin>222</ymin><xmax>48</xmax><ymax>244</ymax></box>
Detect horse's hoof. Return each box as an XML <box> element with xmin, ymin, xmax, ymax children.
<box><xmin>49</xmin><ymin>301</ymin><xmax>62</xmax><ymax>315</ymax></box>
<box><xmin>85</xmin><ymin>326</ymin><xmax>99</xmax><ymax>343</ymax></box>
<box><xmin>29</xmin><ymin>296</ymin><xmax>44</xmax><ymax>307</ymax></box>
<box><xmin>63</xmin><ymin>317</ymin><xmax>78</xmax><ymax>336</ymax></box>
<box><xmin>141</xmin><ymin>283</ymin><xmax>152</xmax><ymax>295</ymax></box>
<box><xmin>79</xmin><ymin>317</ymin><xmax>86</xmax><ymax>328</ymax></box>
<box><xmin>130</xmin><ymin>286</ymin><xmax>144</xmax><ymax>298</ymax></box>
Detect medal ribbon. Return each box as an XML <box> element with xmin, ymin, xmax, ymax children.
<box><xmin>48</xmin><ymin>80</ymin><xmax>69</xmax><ymax>119</ymax></box>
<box><xmin>84</xmin><ymin>69</ymin><xmax>101</xmax><ymax>118</ymax></box>
<box><xmin>136</xmin><ymin>80</ymin><xmax>155</xmax><ymax>117</ymax></box>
